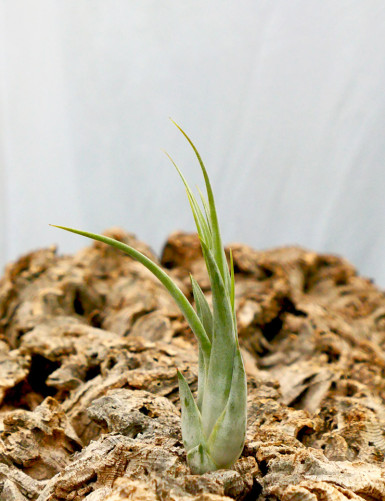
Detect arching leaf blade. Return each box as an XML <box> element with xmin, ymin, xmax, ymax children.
<box><xmin>164</xmin><ymin>152</ymin><xmax>211</xmax><ymax>246</ymax></box>
<box><xmin>50</xmin><ymin>225</ymin><xmax>211</xmax><ymax>358</ymax></box>
<box><xmin>171</xmin><ymin>120</ymin><xmax>229</xmax><ymax>292</ymax></box>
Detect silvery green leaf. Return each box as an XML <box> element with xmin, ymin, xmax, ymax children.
<box><xmin>229</xmin><ymin>248</ymin><xmax>236</xmax><ymax>327</ymax></box>
<box><xmin>165</xmin><ymin>152</ymin><xmax>211</xmax><ymax>248</ymax></box>
<box><xmin>177</xmin><ymin>369</ymin><xmax>203</xmax><ymax>448</ymax></box>
<box><xmin>170</xmin><ymin>121</ymin><xmax>229</xmax><ymax>291</ymax></box>
<box><xmin>191</xmin><ymin>275</ymin><xmax>213</xmax><ymax>410</ymax></box>
<box><xmin>207</xmin><ymin>347</ymin><xmax>247</xmax><ymax>468</ymax></box>
<box><xmin>198</xmin><ymin>187</ymin><xmax>212</xmax><ymax>233</ymax></box>
<box><xmin>200</xmin><ymin>241</ymin><xmax>236</xmax><ymax>437</ymax></box>
<box><xmin>197</xmin><ymin>346</ymin><xmax>206</xmax><ymax>411</ymax></box>
<box><xmin>190</xmin><ymin>275</ymin><xmax>213</xmax><ymax>342</ymax></box>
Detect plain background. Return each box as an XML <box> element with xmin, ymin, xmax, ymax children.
<box><xmin>1</xmin><ymin>1</ymin><xmax>385</xmax><ymax>285</ymax></box>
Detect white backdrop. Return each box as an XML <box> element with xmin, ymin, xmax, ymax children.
<box><xmin>1</xmin><ymin>1</ymin><xmax>385</xmax><ymax>285</ymax></box>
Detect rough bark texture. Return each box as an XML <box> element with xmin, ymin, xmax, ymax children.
<box><xmin>1</xmin><ymin>228</ymin><xmax>385</xmax><ymax>500</ymax></box>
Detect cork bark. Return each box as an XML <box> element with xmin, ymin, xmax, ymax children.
<box><xmin>0</xmin><ymin>228</ymin><xmax>385</xmax><ymax>500</ymax></box>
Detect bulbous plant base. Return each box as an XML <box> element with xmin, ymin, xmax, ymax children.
<box><xmin>187</xmin><ymin>444</ymin><xmax>218</xmax><ymax>474</ymax></box>
<box><xmin>0</xmin><ymin>229</ymin><xmax>385</xmax><ymax>500</ymax></box>
<box><xmin>186</xmin><ymin>441</ymin><xmax>244</xmax><ymax>474</ymax></box>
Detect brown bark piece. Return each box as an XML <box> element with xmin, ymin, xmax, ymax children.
<box><xmin>0</xmin><ymin>347</ymin><xmax>31</xmax><ymax>406</ymax></box>
<box><xmin>0</xmin><ymin>229</ymin><xmax>385</xmax><ymax>499</ymax></box>
<box><xmin>0</xmin><ymin>397</ymin><xmax>81</xmax><ymax>481</ymax></box>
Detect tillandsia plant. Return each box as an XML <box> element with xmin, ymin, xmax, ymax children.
<box><xmin>51</xmin><ymin>123</ymin><xmax>247</xmax><ymax>474</ymax></box>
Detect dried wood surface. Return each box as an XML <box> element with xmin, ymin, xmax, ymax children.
<box><xmin>0</xmin><ymin>228</ymin><xmax>385</xmax><ymax>500</ymax></box>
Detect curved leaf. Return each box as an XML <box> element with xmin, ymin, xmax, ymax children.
<box><xmin>50</xmin><ymin>225</ymin><xmax>211</xmax><ymax>358</ymax></box>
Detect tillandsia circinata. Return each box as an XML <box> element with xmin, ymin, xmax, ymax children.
<box><xmin>51</xmin><ymin>123</ymin><xmax>247</xmax><ymax>474</ymax></box>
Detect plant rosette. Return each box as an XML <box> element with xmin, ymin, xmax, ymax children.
<box><xmin>51</xmin><ymin>122</ymin><xmax>247</xmax><ymax>474</ymax></box>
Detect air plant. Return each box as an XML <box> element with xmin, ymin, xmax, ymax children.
<box><xmin>51</xmin><ymin>123</ymin><xmax>247</xmax><ymax>474</ymax></box>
